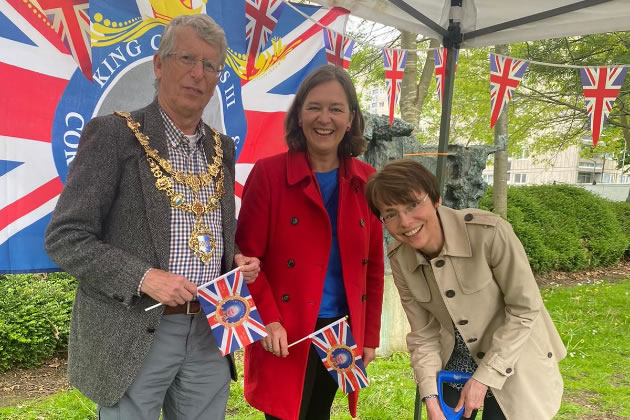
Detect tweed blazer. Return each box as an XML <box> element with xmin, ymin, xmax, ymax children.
<box><xmin>45</xmin><ymin>100</ymin><xmax>238</xmax><ymax>407</ymax></box>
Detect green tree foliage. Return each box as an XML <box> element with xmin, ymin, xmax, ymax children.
<box><xmin>511</xmin><ymin>32</ymin><xmax>630</xmax><ymax>166</ymax></box>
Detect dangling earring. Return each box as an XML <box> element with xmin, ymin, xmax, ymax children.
<box><xmin>298</xmin><ymin>121</ymin><xmax>302</xmax><ymax>127</ymax></box>
<box><xmin>346</xmin><ymin>127</ymin><xmax>350</xmax><ymax>132</ymax></box>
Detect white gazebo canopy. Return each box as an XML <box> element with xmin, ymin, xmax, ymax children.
<box><xmin>310</xmin><ymin>0</ymin><xmax>630</xmax><ymax>48</ymax></box>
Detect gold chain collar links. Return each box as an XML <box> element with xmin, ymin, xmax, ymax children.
<box><xmin>114</xmin><ymin>111</ymin><xmax>225</xmax><ymax>263</ymax></box>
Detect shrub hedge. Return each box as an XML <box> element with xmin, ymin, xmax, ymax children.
<box><xmin>0</xmin><ymin>185</ymin><xmax>628</xmax><ymax>372</ymax></box>
<box><xmin>0</xmin><ymin>273</ymin><xmax>76</xmax><ymax>371</ymax></box>
<box><xmin>479</xmin><ymin>185</ymin><xmax>630</xmax><ymax>272</ymax></box>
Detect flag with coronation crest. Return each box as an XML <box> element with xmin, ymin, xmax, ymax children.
<box><xmin>311</xmin><ymin>318</ymin><xmax>369</xmax><ymax>393</ymax></box>
<box><xmin>197</xmin><ymin>267</ymin><xmax>268</xmax><ymax>356</ymax></box>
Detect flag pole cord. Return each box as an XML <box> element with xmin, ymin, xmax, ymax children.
<box><xmin>287</xmin><ymin>315</ymin><xmax>348</xmax><ymax>348</ymax></box>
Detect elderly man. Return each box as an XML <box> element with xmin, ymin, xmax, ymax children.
<box><xmin>45</xmin><ymin>14</ymin><xmax>259</xmax><ymax>420</ymax></box>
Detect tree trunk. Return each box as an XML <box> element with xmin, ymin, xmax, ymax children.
<box><xmin>417</xmin><ymin>39</ymin><xmax>441</xmax><ymax>115</ymax></box>
<box><xmin>493</xmin><ymin>45</ymin><xmax>509</xmax><ymax>218</ymax></box>
<box><xmin>400</xmin><ymin>31</ymin><xmax>419</xmax><ymax>129</ymax></box>
<box><xmin>399</xmin><ymin>33</ymin><xmax>441</xmax><ymax>130</ymax></box>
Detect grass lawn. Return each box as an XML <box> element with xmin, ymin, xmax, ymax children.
<box><xmin>0</xmin><ymin>279</ymin><xmax>628</xmax><ymax>420</ymax></box>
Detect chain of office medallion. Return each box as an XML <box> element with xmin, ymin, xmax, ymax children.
<box><xmin>114</xmin><ymin>111</ymin><xmax>224</xmax><ymax>216</ymax></box>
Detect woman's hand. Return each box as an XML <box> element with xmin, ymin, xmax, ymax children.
<box><xmin>234</xmin><ymin>254</ymin><xmax>260</xmax><ymax>284</ymax></box>
<box><xmin>363</xmin><ymin>347</ymin><xmax>376</xmax><ymax>366</ymax></box>
<box><xmin>262</xmin><ymin>321</ymin><xmax>289</xmax><ymax>357</ymax></box>
<box><xmin>425</xmin><ymin>397</ymin><xmax>447</xmax><ymax>420</ymax></box>
<box><xmin>455</xmin><ymin>378</ymin><xmax>488</xmax><ymax>418</ymax></box>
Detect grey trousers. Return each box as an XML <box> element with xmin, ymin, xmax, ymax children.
<box><xmin>98</xmin><ymin>312</ymin><xmax>231</xmax><ymax>420</ymax></box>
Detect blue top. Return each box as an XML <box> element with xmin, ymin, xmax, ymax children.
<box><xmin>315</xmin><ymin>169</ymin><xmax>349</xmax><ymax>318</ymax></box>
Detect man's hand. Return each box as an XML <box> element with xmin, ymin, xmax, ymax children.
<box><xmin>363</xmin><ymin>347</ymin><xmax>376</xmax><ymax>366</ymax></box>
<box><xmin>455</xmin><ymin>378</ymin><xmax>487</xmax><ymax>418</ymax></box>
<box><xmin>262</xmin><ymin>321</ymin><xmax>289</xmax><ymax>357</ymax></box>
<box><xmin>140</xmin><ymin>268</ymin><xmax>197</xmax><ymax>306</ymax></box>
<box><xmin>234</xmin><ymin>253</ymin><xmax>260</xmax><ymax>284</ymax></box>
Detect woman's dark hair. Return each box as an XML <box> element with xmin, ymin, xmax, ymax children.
<box><xmin>284</xmin><ymin>64</ymin><xmax>366</xmax><ymax>157</ymax></box>
<box><xmin>365</xmin><ymin>159</ymin><xmax>441</xmax><ymax>218</ymax></box>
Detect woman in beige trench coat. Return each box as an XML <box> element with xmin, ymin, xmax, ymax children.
<box><xmin>365</xmin><ymin>160</ymin><xmax>566</xmax><ymax>420</ymax></box>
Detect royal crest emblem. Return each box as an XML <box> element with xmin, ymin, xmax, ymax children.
<box><xmin>216</xmin><ymin>295</ymin><xmax>250</xmax><ymax>326</ymax></box>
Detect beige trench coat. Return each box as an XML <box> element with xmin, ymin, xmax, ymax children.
<box><xmin>388</xmin><ymin>206</ymin><xmax>566</xmax><ymax>420</ymax></box>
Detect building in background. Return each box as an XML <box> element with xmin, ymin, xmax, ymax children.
<box><xmin>360</xmin><ymin>85</ymin><xmax>394</xmax><ymax>119</ymax></box>
<box><xmin>482</xmin><ymin>137</ymin><xmax>630</xmax><ymax>201</ymax></box>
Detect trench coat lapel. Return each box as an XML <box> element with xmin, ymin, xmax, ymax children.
<box><xmin>437</xmin><ymin>206</ymin><xmax>473</xmax><ymax>258</ymax></box>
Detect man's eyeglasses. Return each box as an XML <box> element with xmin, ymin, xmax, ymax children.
<box><xmin>379</xmin><ymin>194</ymin><xmax>429</xmax><ymax>225</ymax></box>
<box><xmin>168</xmin><ymin>52</ymin><xmax>222</xmax><ymax>77</ymax></box>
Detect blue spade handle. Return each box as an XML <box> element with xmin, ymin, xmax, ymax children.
<box><xmin>437</xmin><ymin>370</ymin><xmax>473</xmax><ymax>420</ymax></box>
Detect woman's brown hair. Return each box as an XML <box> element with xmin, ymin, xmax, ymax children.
<box><xmin>284</xmin><ymin>64</ymin><xmax>366</xmax><ymax>157</ymax></box>
<box><xmin>365</xmin><ymin>159</ymin><xmax>441</xmax><ymax>219</ymax></box>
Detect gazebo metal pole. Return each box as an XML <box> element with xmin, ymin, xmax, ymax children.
<box><xmin>435</xmin><ymin>42</ymin><xmax>458</xmax><ymax>195</ymax></box>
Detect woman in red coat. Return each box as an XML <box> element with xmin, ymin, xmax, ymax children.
<box><xmin>235</xmin><ymin>65</ymin><xmax>385</xmax><ymax>420</ymax></box>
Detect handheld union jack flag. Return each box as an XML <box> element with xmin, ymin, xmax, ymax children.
<box><xmin>197</xmin><ymin>268</ymin><xmax>268</xmax><ymax>356</ymax></box>
<box><xmin>489</xmin><ymin>53</ymin><xmax>529</xmax><ymax>129</ymax></box>
<box><xmin>245</xmin><ymin>0</ymin><xmax>284</xmax><ymax>78</ymax></box>
<box><xmin>382</xmin><ymin>48</ymin><xmax>408</xmax><ymax>125</ymax></box>
<box><xmin>311</xmin><ymin>318</ymin><xmax>369</xmax><ymax>393</ymax></box>
<box><xmin>322</xmin><ymin>28</ymin><xmax>355</xmax><ymax>69</ymax></box>
<box><xmin>434</xmin><ymin>47</ymin><xmax>459</xmax><ymax>104</ymax></box>
<box><xmin>580</xmin><ymin>66</ymin><xmax>629</xmax><ymax>147</ymax></box>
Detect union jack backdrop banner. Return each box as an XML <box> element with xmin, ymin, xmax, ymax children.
<box><xmin>322</xmin><ymin>27</ymin><xmax>354</xmax><ymax>69</ymax></box>
<box><xmin>580</xmin><ymin>66</ymin><xmax>629</xmax><ymax>147</ymax></box>
<box><xmin>434</xmin><ymin>47</ymin><xmax>458</xmax><ymax>104</ymax></box>
<box><xmin>311</xmin><ymin>318</ymin><xmax>369</xmax><ymax>393</ymax></box>
<box><xmin>489</xmin><ymin>53</ymin><xmax>529</xmax><ymax>129</ymax></box>
<box><xmin>197</xmin><ymin>268</ymin><xmax>267</xmax><ymax>356</ymax></box>
<box><xmin>0</xmin><ymin>0</ymin><xmax>349</xmax><ymax>273</ymax></box>
<box><xmin>41</xmin><ymin>0</ymin><xmax>92</xmax><ymax>81</ymax></box>
<box><xmin>382</xmin><ymin>48</ymin><xmax>407</xmax><ymax>125</ymax></box>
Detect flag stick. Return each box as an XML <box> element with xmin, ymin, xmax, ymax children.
<box><xmin>144</xmin><ymin>267</ymin><xmax>242</xmax><ymax>312</ymax></box>
<box><xmin>144</xmin><ymin>302</ymin><xmax>163</xmax><ymax>312</ymax></box>
<box><xmin>287</xmin><ymin>316</ymin><xmax>348</xmax><ymax>348</ymax></box>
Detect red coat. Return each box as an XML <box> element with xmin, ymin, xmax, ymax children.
<box><xmin>236</xmin><ymin>151</ymin><xmax>384</xmax><ymax>420</ymax></box>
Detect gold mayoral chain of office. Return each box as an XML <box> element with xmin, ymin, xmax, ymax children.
<box><xmin>114</xmin><ymin>111</ymin><xmax>224</xmax><ymax>264</ymax></box>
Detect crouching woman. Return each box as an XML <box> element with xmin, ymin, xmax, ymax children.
<box><xmin>365</xmin><ymin>159</ymin><xmax>566</xmax><ymax>420</ymax></box>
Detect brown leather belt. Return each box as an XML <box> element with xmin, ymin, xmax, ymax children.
<box><xmin>163</xmin><ymin>301</ymin><xmax>201</xmax><ymax>315</ymax></box>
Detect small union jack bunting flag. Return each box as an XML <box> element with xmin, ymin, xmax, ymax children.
<box><xmin>197</xmin><ymin>268</ymin><xmax>268</xmax><ymax>356</ymax></box>
<box><xmin>434</xmin><ymin>47</ymin><xmax>459</xmax><ymax>104</ymax></box>
<box><xmin>382</xmin><ymin>48</ymin><xmax>408</xmax><ymax>125</ymax></box>
<box><xmin>323</xmin><ymin>28</ymin><xmax>355</xmax><ymax>69</ymax></box>
<box><xmin>489</xmin><ymin>54</ymin><xmax>529</xmax><ymax>129</ymax></box>
<box><xmin>311</xmin><ymin>318</ymin><xmax>369</xmax><ymax>393</ymax></box>
<box><xmin>580</xmin><ymin>66</ymin><xmax>629</xmax><ymax>147</ymax></box>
